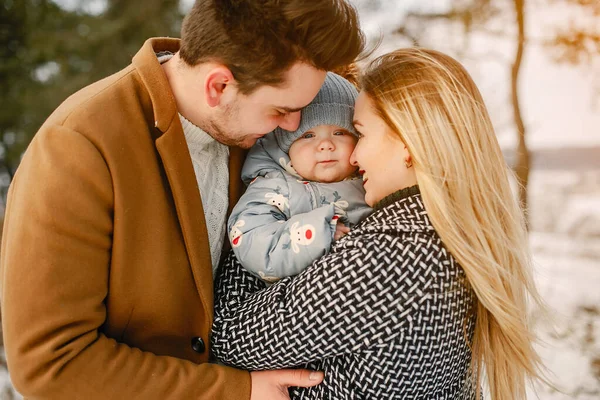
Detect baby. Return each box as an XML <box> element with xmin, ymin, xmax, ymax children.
<box><xmin>227</xmin><ymin>72</ymin><xmax>372</xmax><ymax>282</ymax></box>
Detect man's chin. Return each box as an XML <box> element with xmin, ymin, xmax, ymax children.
<box><xmin>238</xmin><ymin>135</ymin><xmax>264</xmax><ymax>149</ymax></box>
<box><xmin>238</xmin><ymin>140</ymin><xmax>257</xmax><ymax>149</ymax></box>
<box><xmin>214</xmin><ymin>136</ymin><xmax>254</xmax><ymax>149</ymax></box>
<box><xmin>216</xmin><ymin>133</ymin><xmax>264</xmax><ymax>149</ymax></box>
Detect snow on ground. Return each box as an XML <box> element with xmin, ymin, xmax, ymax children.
<box><xmin>528</xmin><ymin>234</ymin><xmax>600</xmax><ymax>399</ymax></box>
<box><xmin>526</xmin><ymin>170</ymin><xmax>600</xmax><ymax>399</ymax></box>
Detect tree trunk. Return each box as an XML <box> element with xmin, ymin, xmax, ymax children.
<box><xmin>511</xmin><ymin>0</ymin><xmax>530</xmax><ymax>229</ymax></box>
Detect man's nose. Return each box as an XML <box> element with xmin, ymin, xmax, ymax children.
<box><xmin>278</xmin><ymin>111</ymin><xmax>302</xmax><ymax>131</ymax></box>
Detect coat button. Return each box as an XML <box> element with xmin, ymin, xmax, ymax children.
<box><xmin>191</xmin><ymin>337</ymin><xmax>205</xmax><ymax>354</ymax></box>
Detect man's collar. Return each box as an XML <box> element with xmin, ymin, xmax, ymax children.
<box><xmin>132</xmin><ymin>37</ymin><xmax>181</xmax><ymax>134</ymax></box>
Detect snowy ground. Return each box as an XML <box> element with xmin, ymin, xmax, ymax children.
<box><xmin>528</xmin><ymin>236</ymin><xmax>600</xmax><ymax>400</ymax></box>
<box><xmin>526</xmin><ymin>170</ymin><xmax>600</xmax><ymax>400</ymax></box>
<box><xmin>0</xmin><ymin>170</ymin><xmax>598</xmax><ymax>399</ymax></box>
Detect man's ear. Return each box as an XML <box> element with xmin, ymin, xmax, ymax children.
<box><xmin>204</xmin><ymin>66</ymin><xmax>234</xmax><ymax>108</ymax></box>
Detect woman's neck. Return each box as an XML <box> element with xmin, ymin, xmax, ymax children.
<box><xmin>373</xmin><ymin>185</ymin><xmax>420</xmax><ymax>210</ymax></box>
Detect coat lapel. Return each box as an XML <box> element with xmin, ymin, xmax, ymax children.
<box><xmin>134</xmin><ymin>38</ymin><xmax>215</xmax><ymax>320</ymax></box>
<box><xmin>134</xmin><ymin>38</ymin><xmax>247</xmax><ymax>323</ymax></box>
<box><xmin>156</xmin><ymin>132</ymin><xmax>246</xmax><ymax>322</ymax></box>
<box><xmin>156</xmin><ymin>127</ymin><xmax>215</xmax><ymax>318</ymax></box>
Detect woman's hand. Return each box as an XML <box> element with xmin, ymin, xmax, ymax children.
<box><xmin>250</xmin><ymin>369</ymin><xmax>324</xmax><ymax>399</ymax></box>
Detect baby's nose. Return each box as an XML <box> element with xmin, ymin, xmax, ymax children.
<box><xmin>319</xmin><ymin>140</ymin><xmax>334</xmax><ymax>151</ymax></box>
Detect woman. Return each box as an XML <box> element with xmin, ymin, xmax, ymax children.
<box><xmin>211</xmin><ymin>48</ymin><xmax>544</xmax><ymax>399</ymax></box>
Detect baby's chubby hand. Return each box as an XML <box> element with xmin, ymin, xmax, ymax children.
<box><xmin>334</xmin><ymin>221</ymin><xmax>350</xmax><ymax>241</ymax></box>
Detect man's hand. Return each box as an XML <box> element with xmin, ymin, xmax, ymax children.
<box><xmin>250</xmin><ymin>369</ymin><xmax>324</xmax><ymax>400</ymax></box>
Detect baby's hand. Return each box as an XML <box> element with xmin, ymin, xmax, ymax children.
<box><xmin>334</xmin><ymin>222</ymin><xmax>350</xmax><ymax>241</ymax></box>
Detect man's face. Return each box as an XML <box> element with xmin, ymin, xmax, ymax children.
<box><xmin>205</xmin><ymin>63</ymin><xmax>327</xmax><ymax>149</ymax></box>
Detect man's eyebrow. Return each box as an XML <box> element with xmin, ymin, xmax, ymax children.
<box><xmin>278</xmin><ymin>106</ymin><xmax>304</xmax><ymax>113</ymax></box>
<box><xmin>353</xmin><ymin>120</ymin><xmax>363</xmax><ymax>127</ymax></box>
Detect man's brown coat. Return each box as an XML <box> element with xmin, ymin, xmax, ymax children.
<box><xmin>0</xmin><ymin>38</ymin><xmax>250</xmax><ymax>399</ymax></box>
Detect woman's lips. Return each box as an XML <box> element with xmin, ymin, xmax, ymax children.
<box><xmin>358</xmin><ymin>170</ymin><xmax>367</xmax><ymax>186</ymax></box>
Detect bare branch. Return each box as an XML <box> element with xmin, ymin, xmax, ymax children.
<box><xmin>548</xmin><ymin>28</ymin><xmax>600</xmax><ymax>64</ymax></box>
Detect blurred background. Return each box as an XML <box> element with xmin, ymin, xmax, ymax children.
<box><xmin>0</xmin><ymin>0</ymin><xmax>598</xmax><ymax>398</ymax></box>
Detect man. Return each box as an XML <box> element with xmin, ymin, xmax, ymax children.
<box><xmin>0</xmin><ymin>1</ymin><xmax>364</xmax><ymax>398</ymax></box>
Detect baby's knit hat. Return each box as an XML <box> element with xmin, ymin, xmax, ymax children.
<box><xmin>274</xmin><ymin>72</ymin><xmax>359</xmax><ymax>153</ymax></box>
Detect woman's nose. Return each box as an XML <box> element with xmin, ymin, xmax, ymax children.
<box><xmin>349</xmin><ymin>148</ymin><xmax>358</xmax><ymax>166</ymax></box>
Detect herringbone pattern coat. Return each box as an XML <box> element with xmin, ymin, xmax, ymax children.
<box><xmin>212</xmin><ymin>189</ymin><xmax>478</xmax><ymax>399</ymax></box>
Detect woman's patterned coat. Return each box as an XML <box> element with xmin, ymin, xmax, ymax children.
<box><xmin>212</xmin><ymin>188</ymin><xmax>478</xmax><ymax>399</ymax></box>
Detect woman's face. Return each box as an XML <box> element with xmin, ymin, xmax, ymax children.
<box><xmin>350</xmin><ymin>92</ymin><xmax>417</xmax><ymax>207</ymax></box>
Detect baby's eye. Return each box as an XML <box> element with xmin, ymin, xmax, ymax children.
<box><xmin>333</xmin><ymin>130</ymin><xmax>347</xmax><ymax>136</ymax></box>
<box><xmin>301</xmin><ymin>133</ymin><xmax>315</xmax><ymax>139</ymax></box>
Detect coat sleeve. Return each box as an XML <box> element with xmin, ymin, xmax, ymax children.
<box><xmin>228</xmin><ymin>175</ymin><xmax>337</xmax><ymax>280</ymax></box>
<box><xmin>211</xmin><ymin>232</ymin><xmax>431</xmax><ymax>371</ymax></box>
<box><xmin>0</xmin><ymin>125</ymin><xmax>250</xmax><ymax>400</ymax></box>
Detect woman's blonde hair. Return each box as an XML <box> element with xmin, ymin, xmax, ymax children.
<box><xmin>360</xmin><ymin>48</ymin><xmax>544</xmax><ymax>399</ymax></box>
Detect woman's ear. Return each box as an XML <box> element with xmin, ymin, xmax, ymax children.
<box><xmin>204</xmin><ymin>66</ymin><xmax>234</xmax><ymax>108</ymax></box>
<box><xmin>402</xmin><ymin>143</ymin><xmax>411</xmax><ymax>157</ymax></box>
<box><xmin>402</xmin><ymin>143</ymin><xmax>413</xmax><ymax>168</ymax></box>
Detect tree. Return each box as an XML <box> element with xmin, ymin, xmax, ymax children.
<box><xmin>0</xmin><ymin>0</ymin><xmax>83</xmax><ymax>203</ymax></box>
<box><xmin>0</xmin><ymin>0</ymin><xmax>183</xmax><ymax>208</ymax></box>
<box><xmin>0</xmin><ymin>0</ymin><xmax>29</xmax><ymax>184</ymax></box>
<box><xmin>547</xmin><ymin>0</ymin><xmax>600</xmax><ymax>106</ymax></box>
<box><xmin>511</xmin><ymin>0</ymin><xmax>530</xmax><ymax>226</ymax></box>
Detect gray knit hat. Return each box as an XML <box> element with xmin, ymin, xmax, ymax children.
<box><xmin>274</xmin><ymin>72</ymin><xmax>358</xmax><ymax>153</ymax></box>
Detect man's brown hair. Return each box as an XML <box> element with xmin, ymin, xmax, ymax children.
<box><xmin>179</xmin><ymin>0</ymin><xmax>365</xmax><ymax>94</ymax></box>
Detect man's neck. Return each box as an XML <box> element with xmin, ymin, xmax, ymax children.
<box><xmin>161</xmin><ymin>52</ymin><xmax>209</xmax><ymax>128</ymax></box>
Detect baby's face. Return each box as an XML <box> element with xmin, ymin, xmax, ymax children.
<box><xmin>288</xmin><ymin>124</ymin><xmax>358</xmax><ymax>183</ymax></box>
